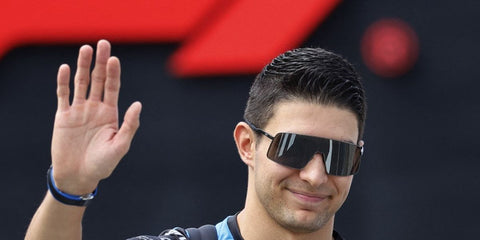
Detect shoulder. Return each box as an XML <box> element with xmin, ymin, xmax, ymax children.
<box><xmin>127</xmin><ymin>228</ymin><xmax>188</xmax><ymax>240</ymax></box>
<box><xmin>128</xmin><ymin>215</ymin><xmax>237</xmax><ymax>240</ymax></box>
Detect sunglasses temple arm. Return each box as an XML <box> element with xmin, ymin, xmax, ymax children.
<box><xmin>243</xmin><ymin>120</ymin><xmax>275</xmax><ymax>140</ymax></box>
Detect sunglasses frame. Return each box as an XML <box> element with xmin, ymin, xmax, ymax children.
<box><xmin>244</xmin><ymin>120</ymin><xmax>363</xmax><ymax>176</ymax></box>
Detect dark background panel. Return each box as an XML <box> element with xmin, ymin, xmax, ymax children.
<box><xmin>1</xmin><ymin>0</ymin><xmax>479</xmax><ymax>239</ymax></box>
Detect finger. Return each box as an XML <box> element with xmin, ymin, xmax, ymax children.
<box><xmin>104</xmin><ymin>56</ymin><xmax>121</xmax><ymax>107</ymax></box>
<box><xmin>56</xmin><ymin>64</ymin><xmax>71</xmax><ymax>112</ymax></box>
<box><xmin>72</xmin><ymin>45</ymin><xmax>93</xmax><ymax>104</ymax></box>
<box><xmin>89</xmin><ymin>40</ymin><xmax>111</xmax><ymax>101</ymax></box>
<box><xmin>115</xmin><ymin>101</ymin><xmax>142</xmax><ymax>153</ymax></box>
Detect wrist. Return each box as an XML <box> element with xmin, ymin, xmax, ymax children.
<box><xmin>52</xmin><ymin>170</ymin><xmax>99</xmax><ymax>196</ymax></box>
<box><xmin>47</xmin><ymin>166</ymin><xmax>98</xmax><ymax>206</ymax></box>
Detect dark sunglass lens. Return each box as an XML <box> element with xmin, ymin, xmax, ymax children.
<box><xmin>325</xmin><ymin>143</ymin><xmax>361</xmax><ymax>176</ymax></box>
<box><xmin>267</xmin><ymin>132</ymin><xmax>362</xmax><ymax>176</ymax></box>
<box><xmin>268</xmin><ymin>133</ymin><xmax>311</xmax><ymax>169</ymax></box>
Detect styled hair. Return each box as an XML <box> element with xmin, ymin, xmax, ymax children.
<box><xmin>244</xmin><ymin>47</ymin><xmax>367</xmax><ymax>140</ymax></box>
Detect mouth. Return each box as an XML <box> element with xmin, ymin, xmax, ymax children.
<box><xmin>288</xmin><ymin>189</ymin><xmax>330</xmax><ymax>204</ymax></box>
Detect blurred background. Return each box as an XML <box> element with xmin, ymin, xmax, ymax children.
<box><xmin>1</xmin><ymin>0</ymin><xmax>479</xmax><ymax>239</ymax></box>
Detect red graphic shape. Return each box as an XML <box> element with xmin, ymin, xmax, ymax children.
<box><xmin>171</xmin><ymin>0</ymin><xmax>341</xmax><ymax>77</ymax></box>
<box><xmin>1</xmin><ymin>0</ymin><xmax>341</xmax><ymax>77</ymax></box>
<box><xmin>0</xmin><ymin>0</ymin><xmax>219</xmax><ymax>55</ymax></box>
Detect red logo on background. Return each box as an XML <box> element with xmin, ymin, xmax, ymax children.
<box><xmin>1</xmin><ymin>0</ymin><xmax>340</xmax><ymax>77</ymax></box>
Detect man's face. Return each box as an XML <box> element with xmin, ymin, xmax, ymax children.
<box><xmin>253</xmin><ymin>100</ymin><xmax>359</xmax><ymax>233</ymax></box>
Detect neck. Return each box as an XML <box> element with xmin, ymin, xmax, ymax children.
<box><xmin>237</xmin><ymin>173</ymin><xmax>335</xmax><ymax>240</ymax></box>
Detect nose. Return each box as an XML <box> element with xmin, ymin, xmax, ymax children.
<box><xmin>298</xmin><ymin>153</ymin><xmax>329</xmax><ymax>187</ymax></box>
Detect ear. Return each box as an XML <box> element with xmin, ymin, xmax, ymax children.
<box><xmin>233</xmin><ymin>122</ymin><xmax>256</xmax><ymax>168</ymax></box>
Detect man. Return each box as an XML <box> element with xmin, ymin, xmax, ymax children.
<box><xmin>25</xmin><ymin>40</ymin><xmax>366</xmax><ymax>240</ymax></box>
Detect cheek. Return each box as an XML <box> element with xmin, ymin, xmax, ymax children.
<box><xmin>254</xmin><ymin>152</ymin><xmax>292</xmax><ymax>187</ymax></box>
<box><xmin>253</xmin><ymin>139</ymin><xmax>300</xmax><ymax>192</ymax></box>
<box><xmin>332</xmin><ymin>176</ymin><xmax>353</xmax><ymax>199</ymax></box>
<box><xmin>254</xmin><ymin>154</ymin><xmax>295</xmax><ymax>209</ymax></box>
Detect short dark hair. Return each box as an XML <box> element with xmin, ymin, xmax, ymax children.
<box><xmin>244</xmin><ymin>47</ymin><xmax>367</xmax><ymax>140</ymax></box>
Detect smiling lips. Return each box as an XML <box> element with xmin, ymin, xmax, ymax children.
<box><xmin>288</xmin><ymin>189</ymin><xmax>330</xmax><ymax>203</ymax></box>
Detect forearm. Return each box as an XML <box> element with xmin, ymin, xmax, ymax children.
<box><xmin>25</xmin><ymin>192</ymin><xmax>86</xmax><ymax>240</ymax></box>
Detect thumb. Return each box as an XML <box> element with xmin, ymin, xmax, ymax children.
<box><xmin>115</xmin><ymin>101</ymin><xmax>142</xmax><ymax>153</ymax></box>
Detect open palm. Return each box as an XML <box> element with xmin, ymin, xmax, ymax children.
<box><xmin>51</xmin><ymin>40</ymin><xmax>141</xmax><ymax>195</ymax></box>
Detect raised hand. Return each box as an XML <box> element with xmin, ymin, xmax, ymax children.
<box><xmin>51</xmin><ymin>40</ymin><xmax>141</xmax><ymax>195</ymax></box>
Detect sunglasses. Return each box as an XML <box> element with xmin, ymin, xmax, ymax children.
<box><xmin>245</xmin><ymin>120</ymin><xmax>363</xmax><ymax>176</ymax></box>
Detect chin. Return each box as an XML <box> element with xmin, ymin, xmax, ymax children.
<box><xmin>275</xmin><ymin>208</ymin><xmax>334</xmax><ymax>233</ymax></box>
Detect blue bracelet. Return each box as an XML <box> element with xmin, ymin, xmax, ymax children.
<box><xmin>47</xmin><ymin>166</ymin><xmax>97</xmax><ymax>206</ymax></box>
